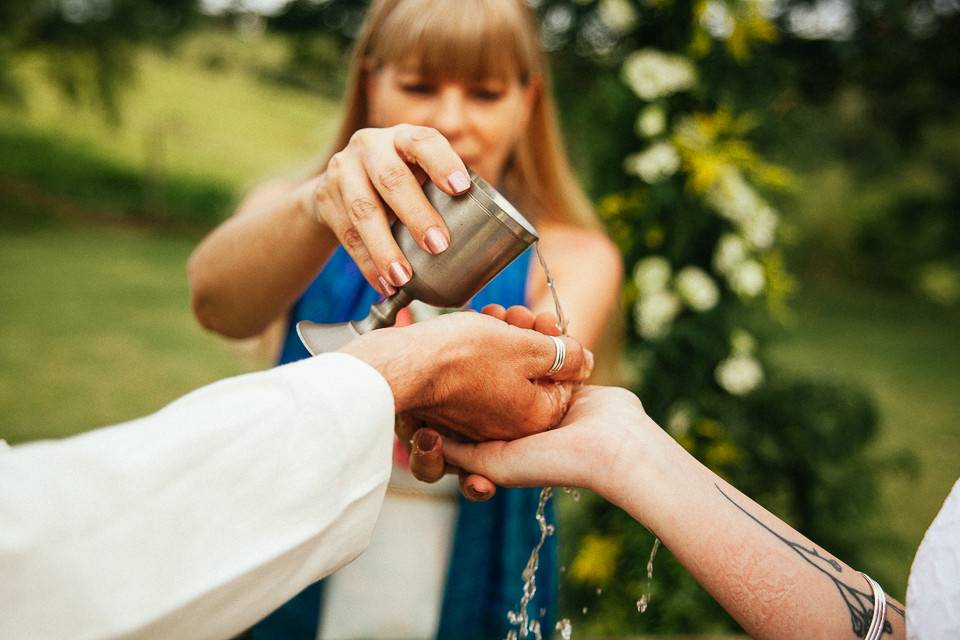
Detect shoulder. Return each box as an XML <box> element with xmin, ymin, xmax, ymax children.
<box><xmin>538</xmin><ymin>225</ymin><xmax>623</xmax><ymax>278</ymax></box>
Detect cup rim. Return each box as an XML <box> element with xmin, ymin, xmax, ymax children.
<box><xmin>466</xmin><ymin>170</ymin><xmax>539</xmax><ymax>244</ymax></box>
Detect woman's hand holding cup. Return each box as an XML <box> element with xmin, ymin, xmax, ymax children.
<box><xmin>302</xmin><ymin>124</ymin><xmax>471</xmax><ymax>296</ymax></box>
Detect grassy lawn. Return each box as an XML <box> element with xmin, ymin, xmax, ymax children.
<box><xmin>770</xmin><ymin>279</ymin><xmax>960</xmax><ymax>597</ymax></box>
<box><xmin>0</xmin><ymin>225</ymin><xmax>259</xmax><ymax>443</ymax></box>
<box><xmin>0</xmin><ymin>29</ymin><xmax>341</xmax><ymax>195</ymax></box>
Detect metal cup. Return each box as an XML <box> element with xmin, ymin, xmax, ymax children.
<box><xmin>297</xmin><ymin>171</ymin><xmax>539</xmax><ymax>355</ymax></box>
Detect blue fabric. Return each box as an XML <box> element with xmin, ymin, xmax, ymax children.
<box><xmin>251</xmin><ymin>245</ymin><xmax>557</xmax><ymax>639</ymax></box>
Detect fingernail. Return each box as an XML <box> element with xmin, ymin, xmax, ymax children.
<box><xmin>471</xmin><ymin>486</ymin><xmax>489</xmax><ymax>499</ymax></box>
<box><xmin>377</xmin><ymin>275</ymin><xmax>397</xmax><ymax>296</ymax></box>
<box><xmin>447</xmin><ymin>170</ymin><xmax>470</xmax><ymax>193</ymax></box>
<box><xmin>388</xmin><ymin>261</ymin><xmax>411</xmax><ymax>287</ymax></box>
<box><xmin>414</xmin><ymin>430</ymin><xmax>439</xmax><ymax>452</ymax></box>
<box><xmin>424</xmin><ymin>226</ymin><xmax>450</xmax><ymax>254</ymax></box>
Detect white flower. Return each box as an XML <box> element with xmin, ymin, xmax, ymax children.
<box><xmin>713</xmin><ymin>233</ymin><xmax>748</xmax><ymax>274</ymax></box>
<box><xmin>598</xmin><ymin>0</ymin><xmax>638</xmax><ymax>32</ymax></box>
<box><xmin>700</xmin><ymin>0</ymin><xmax>734</xmax><ymax>38</ymax></box>
<box><xmin>675</xmin><ymin>265</ymin><xmax>720</xmax><ymax>312</ymax></box>
<box><xmin>728</xmin><ymin>259</ymin><xmax>766</xmax><ymax>298</ymax></box>
<box><xmin>634</xmin><ymin>290</ymin><xmax>681</xmax><ymax>339</ymax></box>
<box><xmin>624</xmin><ymin>142</ymin><xmax>681</xmax><ymax>183</ymax></box>
<box><xmin>730</xmin><ymin>328</ymin><xmax>757</xmax><ymax>355</ymax></box>
<box><xmin>666</xmin><ymin>403</ymin><xmax>694</xmax><ymax>437</ymax></box>
<box><xmin>706</xmin><ymin>167</ymin><xmax>760</xmax><ymax>225</ymax></box>
<box><xmin>742</xmin><ymin>205</ymin><xmax>779</xmax><ymax>250</ymax></box>
<box><xmin>622</xmin><ymin>49</ymin><xmax>697</xmax><ymax>100</ymax></box>
<box><xmin>633</xmin><ymin>256</ymin><xmax>672</xmax><ymax>294</ymax></box>
<box><xmin>715</xmin><ymin>354</ymin><xmax>764</xmax><ymax>395</ymax></box>
<box><xmin>635</xmin><ymin>105</ymin><xmax>667</xmax><ymax>138</ymax></box>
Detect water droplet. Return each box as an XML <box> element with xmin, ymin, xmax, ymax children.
<box><xmin>545</xmin><ymin>524</ymin><xmax>555</xmax><ymax>536</ymax></box>
<box><xmin>637</xmin><ymin>595</ymin><xmax>649</xmax><ymax>613</ymax></box>
<box><xmin>555</xmin><ymin>618</ymin><xmax>573</xmax><ymax>640</ymax></box>
<box><xmin>581</xmin><ymin>606</ymin><xmax>588</xmax><ymax>615</ymax></box>
<box><xmin>560</xmin><ymin>565</ymin><xmax>567</xmax><ymax>573</ymax></box>
<box><xmin>596</xmin><ymin>587</ymin><xmax>603</xmax><ymax>595</ymax></box>
<box><xmin>539</xmin><ymin>608</ymin><xmax>546</xmax><ymax>617</ymax></box>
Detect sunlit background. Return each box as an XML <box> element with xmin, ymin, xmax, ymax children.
<box><xmin>1</xmin><ymin>0</ymin><xmax>957</xmax><ymax>637</ymax></box>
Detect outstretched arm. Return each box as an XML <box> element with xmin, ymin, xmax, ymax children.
<box><xmin>442</xmin><ymin>387</ymin><xmax>906</xmax><ymax>640</ymax></box>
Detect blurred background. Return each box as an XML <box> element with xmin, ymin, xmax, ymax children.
<box><xmin>1</xmin><ymin>0</ymin><xmax>957</xmax><ymax>637</ymax></box>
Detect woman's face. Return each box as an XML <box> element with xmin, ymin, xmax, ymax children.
<box><xmin>366</xmin><ymin>59</ymin><xmax>537</xmax><ymax>185</ymax></box>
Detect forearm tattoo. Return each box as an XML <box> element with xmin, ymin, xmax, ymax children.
<box><xmin>715</xmin><ymin>484</ymin><xmax>904</xmax><ymax>637</ymax></box>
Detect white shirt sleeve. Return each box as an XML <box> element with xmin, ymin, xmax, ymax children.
<box><xmin>0</xmin><ymin>353</ymin><xmax>395</xmax><ymax>640</ymax></box>
<box><xmin>907</xmin><ymin>478</ymin><xmax>960</xmax><ymax>640</ymax></box>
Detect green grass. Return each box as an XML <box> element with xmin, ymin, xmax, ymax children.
<box><xmin>770</xmin><ymin>279</ymin><xmax>960</xmax><ymax>597</ymax></box>
<box><xmin>0</xmin><ymin>225</ymin><xmax>259</xmax><ymax>443</ymax></box>
<box><xmin>0</xmin><ymin>29</ymin><xmax>341</xmax><ymax>197</ymax></box>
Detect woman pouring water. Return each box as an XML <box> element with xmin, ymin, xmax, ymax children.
<box><xmin>187</xmin><ymin>1</ymin><xmax>622</xmax><ymax>637</ymax></box>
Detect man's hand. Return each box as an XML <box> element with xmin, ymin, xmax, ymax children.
<box><xmin>402</xmin><ymin>305</ymin><xmax>586</xmax><ymax>500</ymax></box>
<box><xmin>340</xmin><ymin>305</ymin><xmax>592</xmax><ymax>440</ymax></box>
<box><xmin>437</xmin><ymin>386</ymin><xmax>653</xmax><ymax>502</ymax></box>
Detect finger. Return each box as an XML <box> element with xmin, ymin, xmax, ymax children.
<box><xmin>336</xmin><ymin>152</ymin><xmax>413</xmax><ymax>290</ymax></box>
<box><xmin>527</xmin><ymin>334</ymin><xmax>591</xmax><ymax>382</ymax></box>
<box><xmin>395</xmin><ymin>414</ymin><xmax>421</xmax><ymax>448</ymax></box>
<box><xmin>358</xmin><ymin>131</ymin><xmax>451</xmax><ymax>257</ymax></box>
<box><xmin>319</xmin><ymin>169</ymin><xmax>387</xmax><ymax>294</ymax></box>
<box><xmin>481</xmin><ymin>303</ymin><xmax>507</xmax><ymax>321</ymax></box>
<box><xmin>392</xmin><ymin>124</ymin><xmax>471</xmax><ymax>196</ymax></box>
<box><xmin>533</xmin><ymin>311</ymin><xmax>561</xmax><ymax>336</ymax></box>
<box><xmin>504</xmin><ymin>305</ymin><xmax>536</xmax><ymax>330</ymax></box>
<box><xmin>527</xmin><ymin>381</ymin><xmax>575</xmax><ymax>432</ymax></box>
<box><xmin>409</xmin><ymin>428</ymin><xmax>446</xmax><ymax>483</ymax></box>
<box><xmin>459</xmin><ymin>470</ymin><xmax>497</xmax><ymax>501</ymax></box>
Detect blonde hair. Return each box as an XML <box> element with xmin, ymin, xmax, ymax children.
<box><xmin>318</xmin><ymin>0</ymin><xmax>599</xmax><ymax>230</ymax></box>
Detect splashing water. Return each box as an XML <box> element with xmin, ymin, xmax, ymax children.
<box><xmin>562</xmin><ymin>486</ymin><xmax>581</xmax><ymax>502</ymax></box>
<box><xmin>636</xmin><ymin>537</ymin><xmax>662</xmax><ymax>614</ymax></box>
<box><xmin>555</xmin><ymin>619</ymin><xmax>573</xmax><ymax>640</ymax></box>
<box><xmin>505</xmin><ymin>486</ymin><xmax>554</xmax><ymax>639</ymax></box>
<box><xmin>504</xmin><ymin>244</ymin><xmax>570</xmax><ymax>640</ymax></box>
<box><xmin>536</xmin><ymin>244</ymin><xmax>568</xmax><ymax>335</ymax></box>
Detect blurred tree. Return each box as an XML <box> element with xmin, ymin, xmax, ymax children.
<box><xmin>0</xmin><ymin>0</ymin><xmax>200</xmax><ymax>120</ymax></box>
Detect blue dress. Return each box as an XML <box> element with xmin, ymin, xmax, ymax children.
<box><xmin>251</xmin><ymin>245</ymin><xmax>557</xmax><ymax>640</ymax></box>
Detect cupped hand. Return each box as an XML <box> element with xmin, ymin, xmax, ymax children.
<box><xmin>304</xmin><ymin>124</ymin><xmax>471</xmax><ymax>295</ymax></box>
<box><xmin>436</xmin><ymin>386</ymin><xmax>654</xmax><ymax>500</ymax></box>
<box><xmin>340</xmin><ymin>305</ymin><xmax>592</xmax><ymax>500</ymax></box>
<box><xmin>404</xmin><ymin>304</ymin><xmax>581</xmax><ymax>500</ymax></box>
<box><xmin>341</xmin><ymin>307</ymin><xmax>591</xmax><ymax>440</ymax></box>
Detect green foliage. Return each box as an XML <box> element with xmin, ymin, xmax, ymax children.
<box><xmin>540</xmin><ymin>0</ymin><xmax>919</xmax><ymax>633</ymax></box>
<box><xmin>0</xmin><ymin>125</ymin><xmax>233</xmax><ymax>229</ymax></box>
<box><xmin>0</xmin><ymin>0</ymin><xmax>200</xmax><ymax>119</ymax></box>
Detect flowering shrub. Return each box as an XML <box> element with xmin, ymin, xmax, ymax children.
<box><xmin>538</xmin><ymin>0</ymin><xmax>907</xmax><ymax>633</ymax></box>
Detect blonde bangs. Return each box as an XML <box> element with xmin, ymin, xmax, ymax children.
<box><xmin>366</xmin><ymin>0</ymin><xmax>538</xmax><ymax>85</ymax></box>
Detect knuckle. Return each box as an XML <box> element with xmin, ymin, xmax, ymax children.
<box><xmin>410</xmin><ymin>125</ymin><xmax>441</xmax><ymax>143</ymax></box>
<box><xmin>327</xmin><ymin>152</ymin><xmax>343</xmax><ymax>173</ymax></box>
<box><xmin>349</xmin><ymin>128</ymin><xmax>373</xmax><ymax>148</ymax></box>
<box><xmin>341</xmin><ymin>226</ymin><xmax>365</xmax><ymax>252</ymax></box>
<box><xmin>347</xmin><ymin>196</ymin><xmax>380</xmax><ymax>225</ymax></box>
<box><xmin>377</xmin><ymin>164</ymin><xmax>409</xmax><ymax>193</ymax></box>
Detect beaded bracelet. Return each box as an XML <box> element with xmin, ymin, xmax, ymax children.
<box><xmin>859</xmin><ymin>571</ymin><xmax>887</xmax><ymax>640</ymax></box>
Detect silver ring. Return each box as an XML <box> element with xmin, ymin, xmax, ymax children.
<box><xmin>548</xmin><ymin>336</ymin><xmax>566</xmax><ymax>374</ymax></box>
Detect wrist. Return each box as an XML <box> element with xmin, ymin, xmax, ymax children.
<box><xmin>594</xmin><ymin>416</ymin><xmax>691</xmax><ymax>528</ymax></box>
<box><xmin>339</xmin><ymin>328</ymin><xmax>436</xmax><ymax>414</ymax></box>
<box><xmin>295</xmin><ymin>176</ymin><xmax>331</xmax><ymax>234</ymax></box>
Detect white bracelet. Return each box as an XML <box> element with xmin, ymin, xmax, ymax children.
<box><xmin>859</xmin><ymin>571</ymin><xmax>887</xmax><ymax>640</ymax></box>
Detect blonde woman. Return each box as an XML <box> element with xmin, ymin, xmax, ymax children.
<box><xmin>188</xmin><ymin>0</ymin><xmax>622</xmax><ymax>637</ymax></box>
